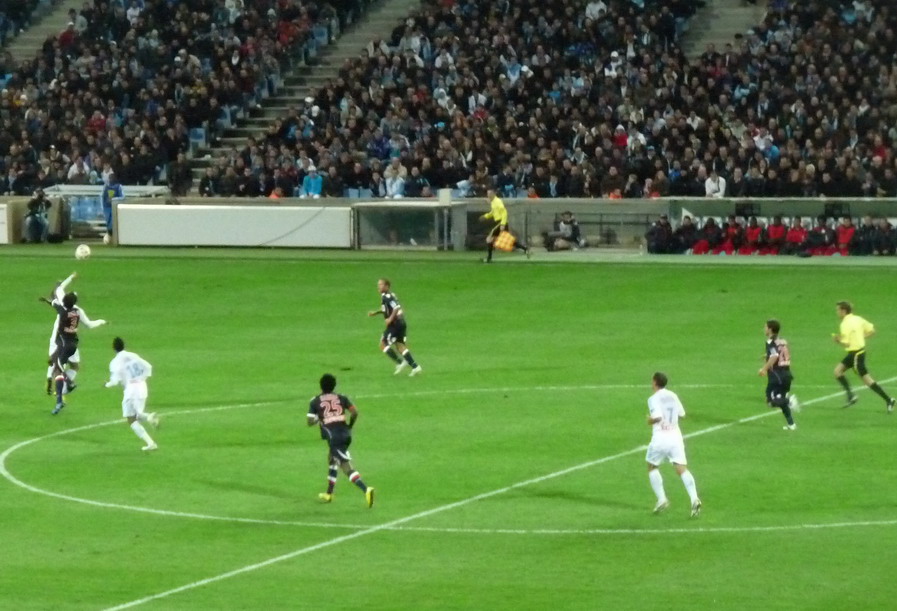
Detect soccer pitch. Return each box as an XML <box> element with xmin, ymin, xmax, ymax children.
<box><xmin>3</xmin><ymin>246</ymin><xmax>897</xmax><ymax>610</ymax></box>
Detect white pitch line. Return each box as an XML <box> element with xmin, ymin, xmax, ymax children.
<box><xmin>100</xmin><ymin>379</ymin><xmax>897</xmax><ymax>610</ymax></box>
<box><xmin>0</xmin><ymin>384</ymin><xmax>729</xmax><ymax>532</ymax></box>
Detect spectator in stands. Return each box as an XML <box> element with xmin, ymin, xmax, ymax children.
<box><xmin>705</xmin><ymin>168</ymin><xmax>726</xmax><ymax>198</ymax></box>
<box><xmin>323</xmin><ymin>166</ymin><xmax>345</xmax><ymax>198</ymax></box>
<box><xmin>301</xmin><ymin>166</ymin><xmax>323</xmax><ymax>199</ymax></box>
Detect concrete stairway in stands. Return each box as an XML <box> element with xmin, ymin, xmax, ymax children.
<box><xmin>680</xmin><ymin>0</ymin><xmax>768</xmax><ymax>59</ymax></box>
<box><xmin>190</xmin><ymin>0</ymin><xmax>422</xmax><ymax>182</ymax></box>
<box><xmin>6</xmin><ymin>1</ymin><xmax>81</xmax><ymax>67</ymax></box>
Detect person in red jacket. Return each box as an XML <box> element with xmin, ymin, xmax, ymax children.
<box><xmin>806</xmin><ymin>215</ymin><xmax>836</xmax><ymax>256</ymax></box>
<box><xmin>714</xmin><ymin>215</ymin><xmax>743</xmax><ymax>255</ymax></box>
<box><xmin>739</xmin><ymin>216</ymin><xmax>765</xmax><ymax>255</ymax></box>
<box><xmin>836</xmin><ymin>216</ymin><xmax>856</xmax><ymax>256</ymax></box>
<box><xmin>782</xmin><ymin>216</ymin><xmax>808</xmax><ymax>255</ymax></box>
<box><xmin>763</xmin><ymin>215</ymin><xmax>787</xmax><ymax>254</ymax></box>
<box><xmin>692</xmin><ymin>218</ymin><xmax>723</xmax><ymax>255</ymax></box>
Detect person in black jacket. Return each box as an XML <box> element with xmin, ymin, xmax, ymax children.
<box><xmin>645</xmin><ymin>214</ymin><xmax>673</xmax><ymax>254</ymax></box>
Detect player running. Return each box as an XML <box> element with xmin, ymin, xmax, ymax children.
<box><xmin>104</xmin><ymin>337</ymin><xmax>159</xmax><ymax>451</ymax></box>
<box><xmin>645</xmin><ymin>372</ymin><xmax>702</xmax><ymax>517</ymax></box>
<box><xmin>307</xmin><ymin>374</ymin><xmax>374</xmax><ymax>507</ymax></box>
<box><xmin>368</xmin><ymin>278</ymin><xmax>422</xmax><ymax>376</ymax></box>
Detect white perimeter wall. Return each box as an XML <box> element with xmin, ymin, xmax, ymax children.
<box><xmin>117</xmin><ymin>204</ymin><xmax>352</xmax><ymax>248</ymax></box>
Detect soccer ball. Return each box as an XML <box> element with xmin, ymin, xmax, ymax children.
<box><xmin>75</xmin><ymin>244</ymin><xmax>91</xmax><ymax>260</ymax></box>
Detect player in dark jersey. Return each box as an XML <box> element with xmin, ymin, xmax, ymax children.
<box><xmin>758</xmin><ymin>319</ymin><xmax>800</xmax><ymax>431</ymax></box>
<box><xmin>46</xmin><ymin>290</ymin><xmax>81</xmax><ymax>414</ymax></box>
<box><xmin>367</xmin><ymin>278</ymin><xmax>422</xmax><ymax>376</ymax></box>
<box><xmin>307</xmin><ymin>374</ymin><xmax>374</xmax><ymax>507</ymax></box>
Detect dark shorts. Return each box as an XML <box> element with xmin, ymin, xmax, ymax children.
<box><xmin>841</xmin><ymin>351</ymin><xmax>868</xmax><ymax>376</ymax></box>
<box><xmin>766</xmin><ymin>369</ymin><xmax>793</xmax><ymax>403</ymax></box>
<box><xmin>488</xmin><ymin>223</ymin><xmax>509</xmax><ymax>240</ymax></box>
<box><xmin>53</xmin><ymin>339</ymin><xmax>78</xmax><ymax>368</ymax></box>
<box><xmin>382</xmin><ymin>319</ymin><xmax>408</xmax><ymax>345</ymax></box>
<box><xmin>322</xmin><ymin>426</ymin><xmax>353</xmax><ymax>463</ymax></box>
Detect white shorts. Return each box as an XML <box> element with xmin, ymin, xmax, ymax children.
<box><xmin>122</xmin><ymin>384</ymin><xmax>148</xmax><ymax>418</ymax></box>
<box><xmin>646</xmin><ymin>436</ymin><xmax>687</xmax><ymax>466</ymax></box>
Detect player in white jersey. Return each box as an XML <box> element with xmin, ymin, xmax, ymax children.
<box><xmin>104</xmin><ymin>337</ymin><xmax>159</xmax><ymax>451</ymax></box>
<box><xmin>42</xmin><ymin>272</ymin><xmax>107</xmax><ymax>394</ymax></box>
<box><xmin>645</xmin><ymin>372</ymin><xmax>702</xmax><ymax>517</ymax></box>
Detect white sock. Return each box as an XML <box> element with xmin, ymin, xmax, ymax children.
<box><xmin>680</xmin><ymin>470</ymin><xmax>698</xmax><ymax>503</ymax></box>
<box><xmin>66</xmin><ymin>369</ymin><xmax>78</xmax><ymax>383</ymax></box>
<box><xmin>136</xmin><ymin>412</ymin><xmax>149</xmax><ymax>423</ymax></box>
<box><xmin>130</xmin><ymin>421</ymin><xmax>155</xmax><ymax>445</ymax></box>
<box><xmin>648</xmin><ymin>469</ymin><xmax>666</xmax><ymax>502</ymax></box>
<box><xmin>46</xmin><ymin>365</ymin><xmax>54</xmax><ymax>378</ymax></box>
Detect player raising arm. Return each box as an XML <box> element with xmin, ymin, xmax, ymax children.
<box><xmin>41</xmin><ymin>273</ymin><xmax>107</xmax><ymax>396</ymax></box>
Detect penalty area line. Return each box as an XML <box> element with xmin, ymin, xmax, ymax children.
<box><xmin>101</xmin><ymin>380</ymin><xmax>895</xmax><ymax>610</ymax></box>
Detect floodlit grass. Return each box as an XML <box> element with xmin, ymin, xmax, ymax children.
<box><xmin>2</xmin><ymin>245</ymin><xmax>897</xmax><ymax>610</ymax></box>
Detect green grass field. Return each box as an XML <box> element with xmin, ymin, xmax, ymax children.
<box><xmin>3</xmin><ymin>245</ymin><xmax>897</xmax><ymax>610</ymax></box>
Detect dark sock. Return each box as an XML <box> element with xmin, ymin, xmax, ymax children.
<box><xmin>349</xmin><ymin>471</ymin><xmax>367</xmax><ymax>492</ymax></box>
<box><xmin>326</xmin><ymin>466</ymin><xmax>338</xmax><ymax>494</ymax></box>
<box><xmin>486</xmin><ymin>243</ymin><xmax>494</xmax><ymax>261</ymax></box>
<box><xmin>780</xmin><ymin>405</ymin><xmax>794</xmax><ymax>425</ymax></box>
<box><xmin>869</xmin><ymin>383</ymin><xmax>891</xmax><ymax>402</ymax></box>
<box><xmin>402</xmin><ymin>350</ymin><xmax>418</xmax><ymax>368</ymax></box>
<box><xmin>45</xmin><ymin>378</ymin><xmax>52</xmax><ymax>393</ymax></box>
<box><xmin>384</xmin><ymin>347</ymin><xmax>401</xmax><ymax>363</ymax></box>
<box><xmin>55</xmin><ymin>377</ymin><xmax>64</xmax><ymax>402</ymax></box>
<box><xmin>837</xmin><ymin>376</ymin><xmax>853</xmax><ymax>397</ymax></box>
<box><xmin>515</xmin><ymin>241</ymin><xmax>528</xmax><ymax>251</ymax></box>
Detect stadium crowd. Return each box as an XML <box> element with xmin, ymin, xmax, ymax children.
<box><xmin>0</xmin><ymin>0</ymin><xmax>362</xmax><ymax>196</ymax></box>
<box><xmin>201</xmin><ymin>0</ymin><xmax>897</xmax><ymax>200</ymax></box>
<box><xmin>1</xmin><ymin>0</ymin><xmax>897</xmax><ymax>205</ymax></box>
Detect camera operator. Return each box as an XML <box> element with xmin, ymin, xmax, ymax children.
<box><xmin>24</xmin><ymin>188</ymin><xmax>52</xmax><ymax>243</ymax></box>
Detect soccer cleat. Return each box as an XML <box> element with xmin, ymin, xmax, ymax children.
<box><xmin>141</xmin><ymin>443</ymin><xmax>158</xmax><ymax>452</ymax></box>
<box><xmin>318</xmin><ymin>493</ymin><xmax>333</xmax><ymax>503</ymax></box>
<box><xmin>653</xmin><ymin>499</ymin><xmax>670</xmax><ymax>514</ymax></box>
<box><xmin>783</xmin><ymin>424</ymin><xmax>797</xmax><ymax>431</ymax></box>
<box><xmin>394</xmin><ymin>361</ymin><xmax>408</xmax><ymax>375</ymax></box>
<box><xmin>66</xmin><ymin>382</ymin><xmax>77</xmax><ymax>394</ymax></box>
<box><xmin>844</xmin><ymin>395</ymin><xmax>858</xmax><ymax>408</ymax></box>
<box><xmin>888</xmin><ymin>398</ymin><xmax>895</xmax><ymax>414</ymax></box>
<box><xmin>148</xmin><ymin>413</ymin><xmax>161</xmax><ymax>429</ymax></box>
<box><xmin>481</xmin><ymin>257</ymin><xmax>492</xmax><ymax>264</ymax></box>
<box><xmin>788</xmin><ymin>394</ymin><xmax>801</xmax><ymax>412</ymax></box>
<box><xmin>690</xmin><ymin>499</ymin><xmax>703</xmax><ymax>518</ymax></box>
<box><xmin>365</xmin><ymin>487</ymin><xmax>375</xmax><ymax>508</ymax></box>
<box><xmin>51</xmin><ymin>401</ymin><xmax>65</xmax><ymax>415</ymax></box>
<box><xmin>409</xmin><ymin>366</ymin><xmax>422</xmax><ymax>377</ymax></box>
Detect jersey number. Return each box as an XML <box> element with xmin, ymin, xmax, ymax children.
<box><xmin>126</xmin><ymin>362</ymin><xmax>146</xmax><ymax>378</ymax></box>
<box><xmin>321</xmin><ymin>398</ymin><xmax>344</xmax><ymax>424</ymax></box>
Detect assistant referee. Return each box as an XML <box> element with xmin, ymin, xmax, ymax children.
<box><xmin>833</xmin><ymin>300</ymin><xmax>896</xmax><ymax>412</ymax></box>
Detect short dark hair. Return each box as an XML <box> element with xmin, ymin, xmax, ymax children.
<box><xmin>653</xmin><ymin>372</ymin><xmax>668</xmax><ymax>388</ymax></box>
<box><xmin>766</xmin><ymin>319</ymin><xmax>781</xmax><ymax>334</ymax></box>
<box><xmin>113</xmin><ymin>337</ymin><xmax>125</xmax><ymax>351</ymax></box>
<box><xmin>837</xmin><ymin>300</ymin><xmax>853</xmax><ymax>314</ymax></box>
<box><xmin>379</xmin><ymin>278</ymin><xmax>391</xmax><ymax>288</ymax></box>
<box><xmin>320</xmin><ymin>374</ymin><xmax>337</xmax><ymax>393</ymax></box>
<box><xmin>62</xmin><ymin>292</ymin><xmax>77</xmax><ymax>309</ymax></box>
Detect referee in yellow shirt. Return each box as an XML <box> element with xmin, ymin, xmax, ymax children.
<box><xmin>833</xmin><ymin>301</ymin><xmax>896</xmax><ymax>412</ymax></box>
<box><xmin>480</xmin><ymin>188</ymin><xmax>530</xmax><ymax>263</ymax></box>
